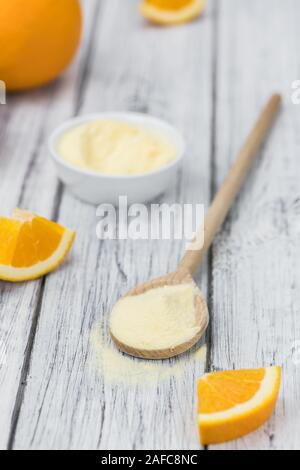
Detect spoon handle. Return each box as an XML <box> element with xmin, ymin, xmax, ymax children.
<box><xmin>178</xmin><ymin>93</ymin><xmax>282</xmax><ymax>275</ymax></box>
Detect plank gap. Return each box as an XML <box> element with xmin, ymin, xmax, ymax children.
<box><xmin>7</xmin><ymin>277</ymin><xmax>46</xmax><ymax>450</ymax></box>
<box><xmin>74</xmin><ymin>0</ymin><xmax>104</xmax><ymax>115</ymax></box>
<box><xmin>16</xmin><ymin>96</ymin><xmax>55</xmax><ymax>208</ymax></box>
<box><xmin>205</xmin><ymin>0</ymin><xmax>220</xmax><ymax>377</ymax></box>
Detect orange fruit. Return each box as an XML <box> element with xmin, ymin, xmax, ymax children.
<box><xmin>0</xmin><ymin>0</ymin><xmax>82</xmax><ymax>91</ymax></box>
<box><xmin>197</xmin><ymin>366</ymin><xmax>281</xmax><ymax>445</ymax></box>
<box><xmin>0</xmin><ymin>209</ymin><xmax>75</xmax><ymax>282</ymax></box>
<box><xmin>140</xmin><ymin>0</ymin><xmax>206</xmax><ymax>26</ymax></box>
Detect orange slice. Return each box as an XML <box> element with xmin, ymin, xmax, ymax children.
<box><xmin>198</xmin><ymin>366</ymin><xmax>281</xmax><ymax>445</ymax></box>
<box><xmin>140</xmin><ymin>0</ymin><xmax>206</xmax><ymax>26</ymax></box>
<box><xmin>0</xmin><ymin>209</ymin><xmax>75</xmax><ymax>282</ymax></box>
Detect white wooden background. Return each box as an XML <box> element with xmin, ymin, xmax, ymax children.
<box><xmin>0</xmin><ymin>0</ymin><xmax>300</xmax><ymax>450</ymax></box>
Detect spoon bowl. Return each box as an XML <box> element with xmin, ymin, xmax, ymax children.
<box><xmin>110</xmin><ymin>269</ymin><xmax>209</xmax><ymax>360</ymax></box>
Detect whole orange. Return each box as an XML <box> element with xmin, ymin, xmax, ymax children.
<box><xmin>0</xmin><ymin>0</ymin><xmax>82</xmax><ymax>91</ymax></box>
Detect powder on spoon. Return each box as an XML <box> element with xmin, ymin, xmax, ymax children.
<box><xmin>110</xmin><ymin>284</ymin><xmax>200</xmax><ymax>351</ymax></box>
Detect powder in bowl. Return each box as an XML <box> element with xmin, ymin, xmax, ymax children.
<box><xmin>57</xmin><ymin>119</ymin><xmax>177</xmax><ymax>175</ymax></box>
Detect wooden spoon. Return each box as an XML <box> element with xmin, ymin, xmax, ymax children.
<box><xmin>110</xmin><ymin>94</ymin><xmax>281</xmax><ymax>360</ymax></box>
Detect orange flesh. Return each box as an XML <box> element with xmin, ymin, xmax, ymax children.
<box><xmin>0</xmin><ymin>219</ymin><xmax>20</xmax><ymax>265</ymax></box>
<box><xmin>145</xmin><ymin>0</ymin><xmax>193</xmax><ymax>10</ymax></box>
<box><xmin>0</xmin><ymin>214</ymin><xmax>65</xmax><ymax>268</ymax></box>
<box><xmin>198</xmin><ymin>369</ymin><xmax>265</xmax><ymax>414</ymax></box>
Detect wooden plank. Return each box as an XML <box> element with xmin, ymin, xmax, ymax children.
<box><xmin>13</xmin><ymin>0</ymin><xmax>215</xmax><ymax>450</ymax></box>
<box><xmin>209</xmin><ymin>0</ymin><xmax>300</xmax><ymax>450</ymax></box>
<box><xmin>0</xmin><ymin>0</ymin><xmax>99</xmax><ymax>449</ymax></box>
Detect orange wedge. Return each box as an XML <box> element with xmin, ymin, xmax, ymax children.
<box><xmin>0</xmin><ymin>209</ymin><xmax>75</xmax><ymax>282</ymax></box>
<box><xmin>198</xmin><ymin>366</ymin><xmax>281</xmax><ymax>445</ymax></box>
<box><xmin>140</xmin><ymin>0</ymin><xmax>206</xmax><ymax>26</ymax></box>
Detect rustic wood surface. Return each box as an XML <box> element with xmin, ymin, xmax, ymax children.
<box><xmin>0</xmin><ymin>0</ymin><xmax>299</xmax><ymax>450</ymax></box>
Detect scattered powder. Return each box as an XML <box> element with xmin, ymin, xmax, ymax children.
<box><xmin>110</xmin><ymin>284</ymin><xmax>200</xmax><ymax>351</ymax></box>
<box><xmin>193</xmin><ymin>344</ymin><xmax>207</xmax><ymax>362</ymax></box>
<box><xmin>90</xmin><ymin>326</ymin><xmax>207</xmax><ymax>386</ymax></box>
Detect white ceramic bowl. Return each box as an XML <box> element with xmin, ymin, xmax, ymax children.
<box><xmin>48</xmin><ymin>112</ymin><xmax>185</xmax><ymax>205</ymax></box>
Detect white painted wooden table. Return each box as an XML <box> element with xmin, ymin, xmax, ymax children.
<box><xmin>1</xmin><ymin>0</ymin><xmax>300</xmax><ymax>450</ymax></box>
